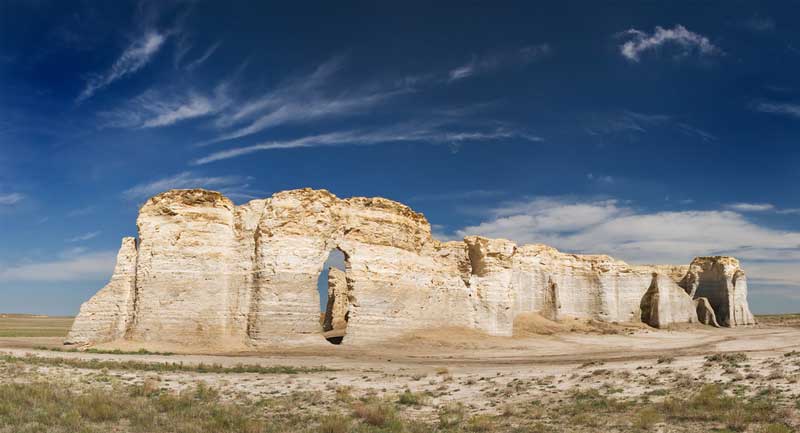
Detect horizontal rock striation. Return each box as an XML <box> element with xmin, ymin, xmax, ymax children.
<box><xmin>66</xmin><ymin>188</ymin><xmax>756</xmax><ymax>348</ymax></box>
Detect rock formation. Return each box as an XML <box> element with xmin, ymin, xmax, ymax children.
<box><xmin>66</xmin><ymin>188</ymin><xmax>757</xmax><ymax>349</ymax></box>
<box><xmin>640</xmin><ymin>273</ymin><xmax>699</xmax><ymax>328</ymax></box>
<box><xmin>322</xmin><ymin>267</ymin><xmax>350</xmax><ymax>342</ymax></box>
<box><xmin>680</xmin><ymin>257</ymin><xmax>756</xmax><ymax>327</ymax></box>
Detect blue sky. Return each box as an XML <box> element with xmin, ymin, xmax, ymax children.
<box><xmin>1</xmin><ymin>1</ymin><xmax>798</xmax><ymax>315</ymax></box>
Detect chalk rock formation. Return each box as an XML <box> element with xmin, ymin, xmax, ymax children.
<box><xmin>680</xmin><ymin>257</ymin><xmax>757</xmax><ymax>327</ymax></box>
<box><xmin>323</xmin><ymin>267</ymin><xmax>350</xmax><ymax>333</ymax></box>
<box><xmin>640</xmin><ymin>273</ymin><xmax>699</xmax><ymax>328</ymax></box>
<box><xmin>66</xmin><ymin>188</ymin><xmax>756</xmax><ymax>348</ymax></box>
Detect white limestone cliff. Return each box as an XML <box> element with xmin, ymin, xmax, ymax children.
<box><xmin>680</xmin><ymin>257</ymin><xmax>757</xmax><ymax>327</ymax></box>
<box><xmin>66</xmin><ymin>188</ymin><xmax>757</xmax><ymax>348</ymax></box>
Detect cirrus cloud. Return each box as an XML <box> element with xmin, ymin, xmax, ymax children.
<box><xmin>77</xmin><ymin>31</ymin><xmax>167</xmax><ymax>102</ymax></box>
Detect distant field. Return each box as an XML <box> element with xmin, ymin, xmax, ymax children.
<box><xmin>0</xmin><ymin>314</ymin><xmax>74</xmax><ymax>337</ymax></box>
<box><xmin>756</xmin><ymin>313</ymin><xmax>800</xmax><ymax>328</ymax></box>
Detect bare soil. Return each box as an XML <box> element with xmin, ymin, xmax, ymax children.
<box><xmin>1</xmin><ymin>314</ymin><xmax>798</xmax><ymax>432</ymax></box>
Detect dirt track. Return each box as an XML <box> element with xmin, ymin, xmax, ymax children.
<box><xmin>2</xmin><ymin>324</ymin><xmax>798</xmax><ymax>370</ymax></box>
<box><xmin>2</xmin><ymin>324</ymin><xmax>799</xmax><ymax>430</ymax></box>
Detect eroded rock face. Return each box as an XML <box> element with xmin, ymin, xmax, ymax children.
<box><xmin>681</xmin><ymin>257</ymin><xmax>757</xmax><ymax>327</ymax></box>
<box><xmin>640</xmin><ymin>273</ymin><xmax>698</xmax><ymax>328</ymax></box>
<box><xmin>66</xmin><ymin>188</ymin><xmax>757</xmax><ymax>348</ymax></box>
<box><xmin>323</xmin><ymin>267</ymin><xmax>350</xmax><ymax>333</ymax></box>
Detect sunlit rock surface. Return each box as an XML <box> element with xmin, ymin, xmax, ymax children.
<box><xmin>66</xmin><ymin>188</ymin><xmax>757</xmax><ymax>348</ymax></box>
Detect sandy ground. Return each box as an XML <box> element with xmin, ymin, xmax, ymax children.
<box><xmin>1</xmin><ymin>324</ymin><xmax>799</xmax><ymax>425</ymax></box>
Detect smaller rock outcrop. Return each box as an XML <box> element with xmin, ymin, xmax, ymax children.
<box><xmin>323</xmin><ymin>267</ymin><xmax>351</xmax><ymax>334</ymax></box>
<box><xmin>640</xmin><ymin>273</ymin><xmax>698</xmax><ymax>328</ymax></box>
<box><xmin>681</xmin><ymin>257</ymin><xmax>756</xmax><ymax>327</ymax></box>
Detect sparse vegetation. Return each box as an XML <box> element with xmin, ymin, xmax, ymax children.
<box><xmin>35</xmin><ymin>346</ymin><xmax>176</xmax><ymax>356</ymax></box>
<box><xmin>0</xmin><ymin>314</ymin><xmax>73</xmax><ymax>337</ymax></box>
<box><xmin>0</xmin><ymin>315</ymin><xmax>796</xmax><ymax>432</ymax></box>
<box><xmin>0</xmin><ymin>354</ymin><xmax>332</xmax><ymax>374</ymax></box>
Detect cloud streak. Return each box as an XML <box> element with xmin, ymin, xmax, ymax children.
<box><xmin>0</xmin><ymin>251</ymin><xmax>116</xmax><ymax>282</ymax></box>
<box><xmin>123</xmin><ymin>171</ymin><xmax>250</xmax><ymax>200</ymax></box>
<box><xmin>585</xmin><ymin>110</ymin><xmax>716</xmax><ymax>141</ymax></box>
<box><xmin>753</xmin><ymin>101</ymin><xmax>800</xmax><ymax>119</ymax></box>
<box><xmin>726</xmin><ymin>203</ymin><xmax>775</xmax><ymax>212</ymax></box>
<box><xmin>0</xmin><ymin>193</ymin><xmax>24</xmax><ymax>205</ymax></box>
<box><xmin>202</xmin><ymin>57</ymin><xmax>411</xmax><ymax>146</ymax></box>
<box><xmin>141</xmin><ymin>94</ymin><xmax>214</xmax><ymax>127</ymax></box>
<box><xmin>185</xmin><ymin>41</ymin><xmax>221</xmax><ymax>71</ymax></box>
<box><xmin>619</xmin><ymin>25</ymin><xmax>721</xmax><ymax>62</ymax></box>
<box><xmin>66</xmin><ymin>231</ymin><xmax>101</xmax><ymax>243</ymax></box>
<box><xmin>77</xmin><ymin>31</ymin><xmax>167</xmax><ymax>102</ymax></box>
<box><xmin>448</xmin><ymin>44</ymin><xmax>550</xmax><ymax>82</ymax></box>
<box><xmin>193</xmin><ymin>125</ymin><xmax>542</xmax><ymax>165</ymax></box>
<box><xmin>100</xmin><ymin>89</ymin><xmax>224</xmax><ymax>129</ymax></box>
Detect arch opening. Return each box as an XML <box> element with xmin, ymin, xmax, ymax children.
<box><xmin>317</xmin><ymin>248</ymin><xmax>350</xmax><ymax>345</ymax></box>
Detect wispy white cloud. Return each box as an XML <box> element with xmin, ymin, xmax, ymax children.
<box><xmin>586</xmin><ymin>173</ymin><xmax>615</xmax><ymax>184</ymax></box>
<box><xmin>724</xmin><ymin>202</ymin><xmax>800</xmax><ymax>215</ymax></box>
<box><xmin>619</xmin><ymin>25</ymin><xmax>721</xmax><ymax>62</ymax></box>
<box><xmin>122</xmin><ymin>171</ymin><xmax>250</xmax><ymax>200</ymax></box>
<box><xmin>585</xmin><ymin>110</ymin><xmax>716</xmax><ymax>141</ymax></box>
<box><xmin>142</xmin><ymin>94</ymin><xmax>213</xmax><ymax>127</ymax></box>
<box><xmin>0</xmin><ymin>251</ymin><xmax>116</xmax><ymax>282</ymax></box>
<box><xmin>448</xmin><ymin>44</ymin><xmax>550</xmax><ymax>82</ymax></box>
<box><xmin>203</xmin><ymin>57</ymin><xmax>411</xmax><ymax>145</ymax></box>
<box><xmin>753</xmin><ymin>101</ymin><xmax>800</xmax><ymax>118</ymax></box>
<box><xmin>0</xmin><ymin>193</ymin><xmax>24</xmax><ymax>205</ymax></box>
<box><xmin>77</xmin><ymin>31</ymin><xmax>167</xmax><ymax>102</ymax></box>
<box><xmin>185</xmin><ymin>41</ymin><xmax>221</xmax><ymax>71</ymax></box>
<box><xmin>100</xmin><ymin>89</ymin><xmax>224</xmax><ymax>129</ymax></box>
<box><xmin>194</xmin><ymin>125</ymin><xmax>542</xmax><ymax>165</ymax></box>
<box><xmin>726</xmin><ymin>202</ymin><xmax>775</xmax><ymax>212</ymax></box>
<box><xmin>66</xmin><ymin>231</ymin><xmax>101</xmax><ymax>243</ymax></box>
<box><xmin>452</xmin><ymin>196</ymin><xmax>800</xmax><ymax>289</ymax></box>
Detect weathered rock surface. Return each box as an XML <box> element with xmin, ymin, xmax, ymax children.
<box><xmin>680</xmin><ymin>257</ymin><xmax>757</xmax><ymax>327</ymax></box>
<box><xmin>323</xmin><ymin>267</ymin><xmax>350</xmax><ymax>333</ymax></box>
<box><xmin>66</xmin><ymin>188</ymin><xmax>757</xmax><ymax>348</ymax></box>
<box><xmin>640</xmin><ymin>273</ymin><xmax>699</xmax><ymax>328</ymax></box>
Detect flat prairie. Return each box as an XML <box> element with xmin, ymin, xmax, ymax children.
<box><xmin>0</xmin><ymin>314</ymin><xmax>797</xmax><ymax>432</ymax></box>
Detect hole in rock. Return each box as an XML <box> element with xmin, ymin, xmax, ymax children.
<box><xmin>317</xmin><ymin>248</ymin><xmax>350</xmax><ymax>345</ymax></box>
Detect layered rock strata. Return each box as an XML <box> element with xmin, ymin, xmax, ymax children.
<box><xmin>66</xmin><ymin>188</ymin><xmax>757</xmax><ymax>348</ymax></box>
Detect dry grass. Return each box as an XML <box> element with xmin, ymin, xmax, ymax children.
<box><xmin>0</xmin><ymin>314</ymin><xmax>73</xmax><ymax>337</ymax></box>
<box><xmin>0</xmin><ymin>374</ymin><xmax>793</xmax><ymax>433</ymax></box>
<box><xmin>0</xmin><ymin>354</ymin><xmax>332</xmax><ymax>375</ymax></box>
<box><xmin>757</xmin><ymin>314</ymin><xmax>800</xmax><ymax>328</ymax></box>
